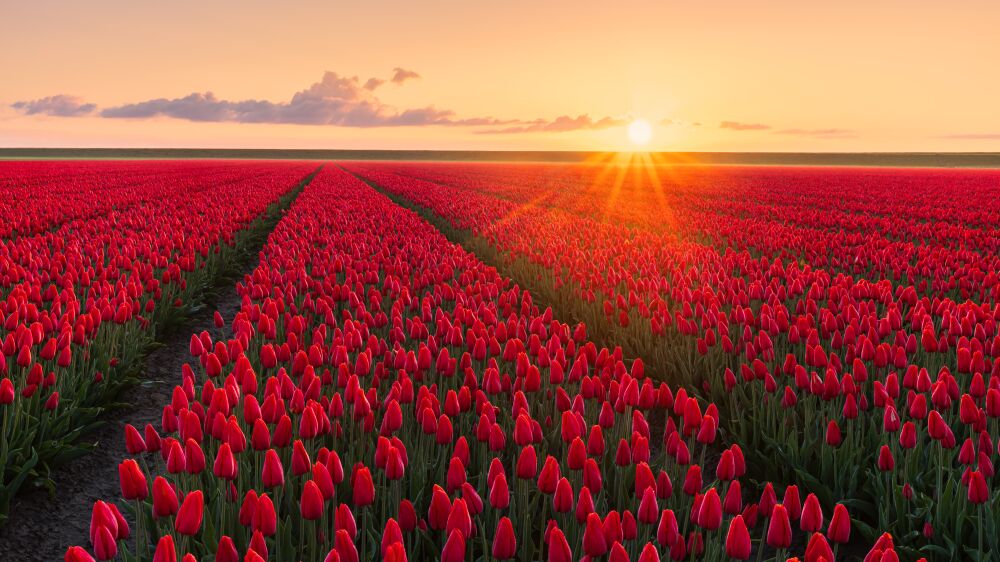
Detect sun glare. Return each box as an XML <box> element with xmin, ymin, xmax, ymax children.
<box><xmin>627</xmin><ymin>119</ymin><xmax>653</xmax><ymax>147</ymax></box>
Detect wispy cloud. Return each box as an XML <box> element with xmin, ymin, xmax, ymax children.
<box><xmin>720</xmin><ymin>121</ymin><xmax>853</xmax><ymax>137</ymax></box>
<box><xmin>478</xmin><ymin>115</ymin><xmax>625</xmax><ymax>134</ymax></box>
<box><xmin>11</xmin><ymin>70</ymin><xmax>620</xmax><ymax>133</ymax></box>
<box><xmin>775</xmin><ymin>128</ymin><xmax>855</xmax><ymax>138</ymax></box>
<box><xmin>720</xmin><ymin>120</ymin><xmax>771</xmax><ymax>131</ymax></box>
<box><xmin>938</xmin><ymin>133</ymin><xmax>1000</xmax><ymax>140</ymax></box>
<box><xmin>390</xmin><ymin>68</ymin><xmax>421</xmax><ymax>85</ymax></box>
<box><xmin>10</xmin><ymin>95</ymin><xmax>96</xmax><ymax>117</ymax></box>
<box><xmin>95</xmin><ymin>71</ymin><xmax>467</xmax><ymax>127</ymax></box>
<box><xmin>662</xmin><ymin>118</ymin><xmax>701</xmax><ymax>128</ymax></box>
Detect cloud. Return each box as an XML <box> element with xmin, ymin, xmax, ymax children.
<box><xmin>661</xmin><ymin>118</ymin><xmax>701</xmax><ymax>128</ymax></box>
<box><xmin>720</xmin><ymin>120</ymin><xmax>771</xmax><ymax>131</ymax></box>
<box><xmin>10</xmin><ymin>95</ymin><xmax>96</xmax><ymax>117</ymax></box>
<box><xmin>391</xmin><ymin>68</ymin><xmax>421</xmax><ymax>85</ymax></box>
<box><xmin>11</xmin><ymin>70</ymin><xmax>621</xmax><ymax>132</ymax></box>
<box><xmin>774</xmin><ymin>128</ymin><xmax>855</xmax><ymax>138</ymax></box>
<box><xmin>479</xmin><ymin>114</ymin><xmax>626</xmax><ymax>134</ymax></box>
<box><xmin>939</xmin><ymin>133</ymin><xmax>1000</xmax><ymax>140</ymax></box>
<box><xmin>96</xmin><ymin>71</ymin><xmax>498</xmax><ymax>127</ymax></box>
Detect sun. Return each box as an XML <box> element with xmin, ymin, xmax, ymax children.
<box><xmin>627</xmin><ymin>119</ymin><xmax>653</xmax><ymax>147</ymax></box>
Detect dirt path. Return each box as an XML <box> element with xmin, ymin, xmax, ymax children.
<box><xmin>0</xmin><ymin>276</ymin><xmax>248</xmax><ymax>561</ymax></box>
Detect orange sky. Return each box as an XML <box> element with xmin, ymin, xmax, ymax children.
<box><xmin>2</xmin><ymin>0</ymin><xmax>999</xmax><ymax>151</ymax></box>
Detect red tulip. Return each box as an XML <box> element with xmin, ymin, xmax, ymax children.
<box><xmin>804</xmin><ymin>532</ymin><xmax>835</xmax><ymax>562</ymax></box>
<box><xmin>697</xmin><ymin>488</ymin><xmax>722</xmax><ymax>530</ymax></box>
<box><xmin>583</xmin><ymin>512</ymin><xmax>609</xmax><ymax>557</ymax></box>
<box><xmin>65</xmin><ymin>546</ymin><xmax>96</xmax><ymax>562</ymax></box>
<box><xmin>335</xmin><ymin>528</ymin><xmax>359</xmax><ymax>562</ymax></box>
<box><xmin>441</xmin><ymin>529</ymin><xmax>466</xmax><ymax>562</ymax></box>
<box><xmin>800</xmin><ymin>493</ymin><xmax>823</xmax><ymax>532</ymax></box>
<box><xmin>153</xmin><ymin>535</ymin><xmax>176</xmax><ymax>562</ymax></box>
<box><xmin>216</xmin><ymin>536</ymin><xmax>239</xmax><ymax>562</ymax></box>
<box><xmin>725</xmin><ymin>515</ymin><xmax>751</xmax><ymax>560</ymax></box>
<box><xmin>124</xmin><ymin>423</ymin><xmax>146</xmax><ymax>454</ymax></box>
<box><xmin>968</xmin><ymin>470</ymin><xmax>989</xmax><ymax>503</ymax></box>
<box><xmin>638</xmin><ymin>543</ymin><xmax>660</xmax><ymax>562</ymax></box>
<box><xmin>873</xmin><ymin>442</ymin><xmax>894</xmax><ymax>471</ymax></box>
<box><xmin>262</xmin><ymin>449</ymin><xmax>285</xmax><ymax>487</ymax></box>
<box><xmin>827</xmin><ymin>504</ymin><xmax>851</xmax><ymax>544</ymax></box>
<box><xmin>90</xmin><ymin>501</ymin><xmax>118</xmax><ymax>545</ymax></box>
<box><xmin>657</xmin><ymin>509</ymin><xmax>678</xmax><ymax>547</ymax></box>
<box><xmin>766</xmin><ymin>504</ymin><xmax>792</xmax><ymax>549</ymax></box>
<box><xmin>382</xmin><ymin>518</ymin><xmax>404</xmax><ymax>558</ymax></box>
<box><xmin>385</xmin><ymin>543</ymin><xmax>407</xmax><ymax>562</ymax></box>
<box><xmin>175</xmin><ymin>490</ymin><xmax>204</xmax><ymax>536</ymax></box>
<box><xmin>252</xmin><ymin>493</ymin><xmax>277</xmax><ymax>536</ymax></box>
<box><xmin>301</xmin><ymin>479</ymin><xmax>325</xmax><ymax>520</ymax></box>
<box><xmin>353</xmin><ymin>466</ymin><xmax>375</xmax><ymax>506</ymax></box>
<box><xmin>825</xmin><ymin>420</ymin><xmax>842</xmax><ymax>447</ymax></box>
<box><xmin>118</xmin><ymin>459</ymin><xmax>148</xmax><ymax>500</ymax></box>
<box><xmin>213</xmin><ymin>442</ymin><xmax>237</xmax><ymax>480</ymax></box>
<box><xmin>335</xmin><ymin>503</ymin><xmax>357</xmax><ymax>539</ymax></box>
<box><xmin>493</xmin><ymin>517</ymin><xmax>517</xmax><ymax>559</ymax></box>
<box><xmin>152</xmin><ymin>477</ymin><xmax>178</xmax><ymax>518</ymax></box>
<box><xmin>547</xmin><ymin>526</ymin><xmax>573</xmax><ymax>562</ymax></box>
<box><xmin>446</xmin><ymin>498</ymin><xmax>473</xmax><ymax>539</ymax></box>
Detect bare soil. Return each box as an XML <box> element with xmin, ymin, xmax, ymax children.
<box><xmin>0</xmin><ymin>281</ymin><xmax>247</xmax><ymax>562</ymax></box>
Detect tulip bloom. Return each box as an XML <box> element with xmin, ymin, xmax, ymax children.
<box><xmin>153</xmin><ymin>535</ymin><xmax>177</xmax><ymax>562</ymax></box>
<box><xmin>175</xmin><ymin>490</ymin><xmax>204</xmax><ymax>536</ymax></box>
<box><xmin>353</xmin><ymin>466</ymin><xmax>375</xmax><ymax>506</ymax></box>
<box><xmin>800</xmin><ymin>493</ymin><xmax>823</xmax><ymax>532</ymax></box>
<box><xmin>968</xmin><ymin>470</ymin><xmax>989</xmax><ymax>503</ymax></box>
<box><xmin>118</xmin><ymin>459</ymin><xmax>148</xmax><ymax>500</ymax></box>
<box><xmin>827</xmin><ymin>504</ymin><xmax>851</xmax><ymax>544</ymax></box>
<box><xmin>65</xmin><ymin>546</ymin><xmax>96</xmax><ymax>562</ymax></box>
<box><xmin>441</xmin><ymin>529</ymin><xmax>466</xmax><ymax>562</ymax></box>
<box><xmin>725</xmin><ymin>515</ymin><xmax>751</xmax><ymax>560</ymax></box>
<box><xmin>493</xmin><ymin>517</ymin><xmax>517</xmax><ymax>559</ymax></box>
<box><xmin>301</xmin><ymin>479</ymin><xmax>325</xmax><ymax>520</ymax></box>
<box><xmin>766</xmin><ymin>504</ymin><xmax>792</xmax><ymax>549</ymax></box>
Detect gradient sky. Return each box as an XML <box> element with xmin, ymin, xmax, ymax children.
<box><xmin>2</xmin><ymin>0</ymin><xmax>999</xmax><ymax>151</ymax></box>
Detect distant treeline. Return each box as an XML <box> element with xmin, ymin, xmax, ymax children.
<box><xmin>3</xmin><ymin>148</ymin><xmax>1000</xmax><ymax>167</ymax></box>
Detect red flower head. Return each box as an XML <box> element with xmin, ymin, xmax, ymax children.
<box><xmin>301</xmin><ymin>479</ymin><xmax>325</xmax><ymax>520</ymax></box>
<box><xmin>766</xmin><ymin>504</ymin><xmax>792</xmax><ymax>549</ymax></box>
<box><xmin>352</xmin><ymin>466</ymin><xmax>375</xmax><ymax>506</ymax></box>
<box><xmin>441</xmin><ymin>529</ymin><xmax>466</xmax><ymax>562</ymax></box>
<box><xmin>800</xmin><ymin>493</ymin><xmax>823</xmax><ymax>533</ymax></box>
<box><xmin>827</xmin><ymin>503</ymin><xmax>851</xmax><ymax>544</ymax></box>
<box><xmin>547</xmin><ymin>526</ymin><xmax>573</xmax><ymax>562</ymax></box>
<box><xmin>492</xmin><ymin>517</ymin><xmax>517</xmax><ymax>560</ymax></box>
<box><xmin>583</xmin><ymin>512</ymin><xmax>609</xmax><ymax>557</ymax></box>
<box><xmin>65</xmin><ymin>546</ymin><xmax>96</xmax><ymax>562</ymax></box>
<box><xmin>118</xmin><ymin>459</ymin><xmax>148</xmax><ymax>500</ymax></box>
<box><xmin>153</xmin><ymin>536</ymin><xmax>176</xmax><ymax>562</ymax></box>
<box><xmin>175</xmin><ymin>490</ymin><xmax>204</xmax><ymax>536</ymax></box>
<box><xmin>725</xmin><ymin>515</ymin><xmax>751</xmax><ymax>560</ymax></box>
<box><xmin>968</xmin><ymin>470</ymin><xmax>990</xmax><ymax>504</ymax></box>
<box><xmin>252</xmin><ymin>493</ymin><xmax>277</xmax><ymax>536</ymax></box>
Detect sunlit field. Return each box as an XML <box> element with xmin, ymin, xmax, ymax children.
<box><xmin>1</xmin><ymin>157</ymin><xmax>998</xmax><ymax>562</ymax></box>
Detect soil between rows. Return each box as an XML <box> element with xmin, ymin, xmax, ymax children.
<box><xmin>0</xmin><ymin>167</ymin><xmax>318</xmax><ymax>562</ymax></box>
<box><xmin>0</xmin><ymin>272</ymin><xmax>250</xmax><ymax>562</ymax></box>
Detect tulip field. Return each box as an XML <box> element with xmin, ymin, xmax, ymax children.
<box><xmin>2</xmin><ymin>160</ymin><xmax>999</xmax><ymax>562</ymax></box>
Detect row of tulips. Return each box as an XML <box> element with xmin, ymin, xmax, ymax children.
<box><xmin>339</xmin><ymin>161</ymin><xmax>1000</xmax><ymax>558</ymax></box>
<box><xmin>0</xmin><ymin>160</ymin><xmax>275</xmax><ymax>239</ymax></box>
<box><xmin>66</xmin><ymin>167</ymin><xmax>905</xmax><ymax>561</ymax></box>
<box><xmin>0</xmin><ymin>161</ymin><xmax>319</xmax><ymax>522</ymax></box>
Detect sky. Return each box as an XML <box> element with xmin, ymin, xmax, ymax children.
<box><xmin>2</xmin><ymin>0</ymin><xmax>999</xmax><ymax>152</ymax></box>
